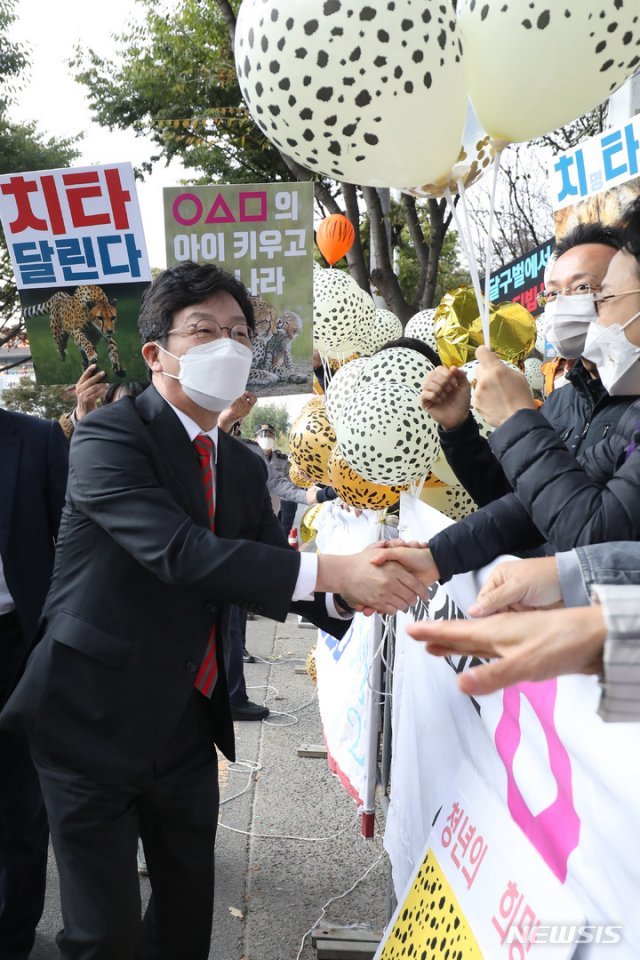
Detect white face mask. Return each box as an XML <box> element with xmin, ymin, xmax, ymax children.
<box><xmin>257</xmin><ymin>436</ymin><xmax>275</xmax><ymax>451</ymax></box>
<box><xmin>156</xmin><ymin>338</ymin><xmax>253</xmax><ymax>412</ymax></box>
<box><xmin>543</xmin><ymin>293</ymin><xmax>597</xmax><ymax>359</ymax></box>
<box><xmin>582</xmin><ymin>311</ymin><xmax>640</xmax><ymax>396</ymax></box>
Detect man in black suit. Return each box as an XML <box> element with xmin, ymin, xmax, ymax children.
<box><xmin>1</xmin><ymin>262</ymin><xmax>426</xmax><ymax>960</ymax></box>
<box><xmin>0</xmin><ymin>407</ymin><xmax>68</xmax><ymax>959</ymax></box>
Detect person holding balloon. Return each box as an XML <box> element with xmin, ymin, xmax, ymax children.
<box><xmin>421</xmin><ymin>221</ymin><xmax>629</xmax><ymax>508</ymax></box>
<box><xmin>374</xmin><ymin>198</ymin><xmax>640</xmax><ymax>590</ymax></box>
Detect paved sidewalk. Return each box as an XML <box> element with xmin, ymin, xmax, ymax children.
<box><xmin>32</xmin><ymin>613</ymin><xmax>388</xmax><ymax>959</ymax></box>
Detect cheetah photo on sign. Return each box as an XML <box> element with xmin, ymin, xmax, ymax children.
<box><xmin>23</xmin><ymin>284</ymin><xmax>126</xmax><ymax>378</ymax></box>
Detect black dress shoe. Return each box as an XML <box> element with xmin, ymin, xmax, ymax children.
<box><xmin>231</xmin><ymin>701</ymin><xmax>270</xmax><ymax>721</ymax></box>
<box><xmin>242</xmin><ymin>647</ymin><xmax>256</xmax><ymax>664</ymax></box>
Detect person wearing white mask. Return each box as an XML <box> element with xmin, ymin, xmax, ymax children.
<box><xmin>0</xmin><ymin>261</ymin><xmax>433</xmax><ymax>960</ymax></box>
<box><xmin>583</xmin><ymin>243</ymin><xmax>640</xmax><ymax>396</ymax></box>
<box><xmin>373</xmin><ymin>199</ymin><xmax>640</xmax><ymax>589</ymax></box>
<box><xmin>421</xmin><ymin>221</ymin><xmax>629</xmax><ymax>509</ymax></box>
<box><xmin>251</xmin><ymin>422</ymin><xmax>327</xmax><ymax>536</ymax></box>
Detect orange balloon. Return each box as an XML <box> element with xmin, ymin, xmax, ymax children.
<box><xmin>316</xmin><ymin>214</ymin><xmax>355</xmax><ymax>266</ymax></box>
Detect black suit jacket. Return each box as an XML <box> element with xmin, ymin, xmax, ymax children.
<box><xmin>0</xmin><ymin>408</ymin><xmax>68</xmax><ymax>699</ymax></box>
<box><xmin>1</xmin><ymin>386</ymin><xmax>347</xmax><ymax>778</ymax></box>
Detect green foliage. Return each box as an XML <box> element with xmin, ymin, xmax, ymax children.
<box><xmin>0</xmin><ymin>0</ymin><xmax>27</xmax><ymax>112</ymax></box>
<box><xmin>2</xmin><ymin>376</ymin><xmax>74</xmax><ymax>419</ymax></box>
<box><xmin>72</xmin><ymin>0</ymin><xmax>290</xmax><ymax>184</ymax></box>
<box><xmin>0</xmin><ymin>0</ymin><xmax>81</xmax><ymax>339</ymax></box>
<box><xmin>72</xmin><ymin>0</ymin><xmax>469</xmax><ymax>314</ymax></box>
<box><xmin>360</xmin><ymin>200</ymin><xmax>471</xmax><ymax>309</ymax></box>
<box><xmin>241</xmin><ymin>402</ymin><xmax>290</xmax><ymax>444</ymax></box>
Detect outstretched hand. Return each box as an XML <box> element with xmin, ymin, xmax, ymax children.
<box><xmin>316</xmin><ymin>544</ymin><xmax>432</xmax><ymax>617</ymax></box>
<box><xmin>469</xmin><ymin>557</ymin><xmax>563</xmax><ymax>617</ymax></box>
<box><xmin>408</xmin><ymin>605</ymin><xmax>606</xmax><ymax>696</ymax></box>
<box><xmin>473</xmin><ymin>346</ymin><xmax>535</xmax><ymax>428</ymax></box>
<box><xmin>420</xmin><ymin>366</ymin><xmax>471</xmax><ymax>430</ymax></box>
<box><xmin>349</xmin><ymin>541</ymin><xmax>438</xmax><ymax>616</ymax></box>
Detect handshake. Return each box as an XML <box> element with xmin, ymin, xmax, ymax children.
<box><xmin>316</xmin><ymin>541</ymin><xmax>441</xmax><ymax>616</ymax></box>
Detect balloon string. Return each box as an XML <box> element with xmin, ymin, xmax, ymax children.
<box><xmin>444</xmin><ymin>186</ymin><xmax>483</xmax><ymax>320</ymax></box>
<box><xmin>481</xmin><ymin>148</ymin><xmax>503</xmax><ymax>346</ymax></box>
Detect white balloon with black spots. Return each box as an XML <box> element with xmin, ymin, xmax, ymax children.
<box><xmin>361</xmin><ymin>308</ymin><xmax>404</xmax><ymax>354</ymax></box>
<box><xmin>313</xmin><ymin>267</ymin><xmax>366</xmax><ymax>357</ymax></box>
<box><xmin>457</xmin><ymin>0</ymin><xmax>640</xmax><ymax>143</ymax></box>
<box><xmin>235</xmin><ymin>0</ymin><xmax>468</xmax><ymax>188</ymax></box>
<box><xmin>359</xmin><ymin>346</ymin><xmax>435</xmax><ymax>392</ymax></box>
<box><xmin>325</xmin><ymin>356</ymin><xmax>368</xmax><ymax>424</ymax></box>
<box><xmin>333</xmin><ymin>381</ymin><xmax>439</xmax><ymax>484</ymax></box>
<box><xmin>524</xmin><ymin>356</ymin><xmax>544</xmax><ymax>395</ymax></box>
<box><xmin>535</xmin><ymin>313</ymin><xmax>546</xmax><ymax>356</ymax></box>
<box><xmin>405</xmin><ymin>309</ymin><xmax>438</xmax><ymax>353</ymax></box>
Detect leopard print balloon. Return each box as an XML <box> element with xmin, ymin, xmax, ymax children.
<box><xmin>289</xmin><ymin>401</ymin><xmax>336</xmax><ymax>483</ymax></box>
<box><xmin>328</xmin><ymin>445</ymin><xmax>407</xmax><ymax>510</ymax></box>
<box><xmin>289</xmin><ymin>460</ymin><xmax>314</xmax><ymax>489</ymax></box>
<box><xmin>235</xmin><ymin>0</ymin><xmax>468</xmax><ymax>188</ymax></box>
<box><xmin>334</xmin><ymin>381</ymin><xmax>439</xmax><ymax>484</ymax></box>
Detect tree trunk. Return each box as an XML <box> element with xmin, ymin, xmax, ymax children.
<box><xmin>341</xmin><ymin>182</ymin><xmax>369</xmax><ymax>291</ymax></box>
<box><xmin>363</xmin><ymin>187</ymin><xmax>412</xmax><ymax>322</ymax></box>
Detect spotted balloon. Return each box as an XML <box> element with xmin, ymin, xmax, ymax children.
<box><xmin>457</xmin><ymin>1</ymin><xmax>640</xmax><ymax>143</ymax></box>
<box><xmin>333</xmin><ymin>381</ymin><xmax>439</xmax><ymax>485</ymax></box>
<box><xmin>405</xmin><ymin>309</ymin><xmax>438</xmax><ymax>353</ymax></box>
<box><xmin>235</xmin><ymin>0</ymin><xmax>468</xmax><ymax>187</ymax></box>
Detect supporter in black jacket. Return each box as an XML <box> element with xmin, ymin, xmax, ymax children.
<box><xmin>425</xmin><ymin>222</ymin><xmax>625</xmax><ymax>507</ymax></box>
<box><xmin>382</xmin><ymin>200</ymin><xmax>640</xmax><ymax>588</ymax></box>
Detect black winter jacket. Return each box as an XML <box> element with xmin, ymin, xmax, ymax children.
<box><xmin>430</xmin><ymin>399</ymin><xmax>640</xmax><ymax>583</ymax></box>
<box><xmin>438</xmin><ymin>361</ymin><xmax>635</xmax><ymax>508</ymax></box>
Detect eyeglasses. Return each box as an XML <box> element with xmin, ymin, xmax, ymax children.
<box><xmin>593</xmin><ymin>288</ymin><xmax>640</xmax><ymax>313</ymax></box>
<box><xmin>166</xmin><ymin>320</ymin><xmax>252</xmax><ymax>347</ymax></box>
<box><xmin>536</xmin><ymin>282</ymin><xmax>599</xmax><ymax>309</ymax></box>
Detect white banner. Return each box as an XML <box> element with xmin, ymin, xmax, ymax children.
<box><xmin>385</xmin><ymin>494</ymin><xmax>640</xmax><ymax>958</ymax></box>
<box><xmin>549</xmin><ymin>114</ymin><xmax>640</xmax><ymax>212</ymax></box>
<box><xmin>315</xmin><ymin>504</ymin><xmax>393</xmax><ymax>815</ymax></box>
<box><xmin>377</xmin><ymin>761</ymin><xmax>584</xmax><ymax>960</ymax></box>
<box><xmin>0</xmin><ymin>163</ymin><xmax>151</xmax><ymax>288</ymax></box>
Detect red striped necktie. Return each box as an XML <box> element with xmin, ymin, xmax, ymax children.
<box><xmin>193</xmin><ymin>435</ymin><xmax>218</xmax><ymax>698</ymax></box>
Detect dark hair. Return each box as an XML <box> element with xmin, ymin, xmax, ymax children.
<box><xmin>103</xmin><ymin>380</ymin><xmax>147</xmax><ymax>405</ymax></box>
<box><xmin>375</xmin><ymin>336</ymin><xmax>441</xmax><ymax>367</ymax></box>
<box><xmin>554</xmin><ymin>221</ymin><xmax>623</xmax><ymax>260</ymax></box>
<box><xmin>617</xmin><ymin>197</ymin><xmax>640</xmax><ymax>278</ymax></box>
<box><xmin>138</xmin><ymin>262</ymin><xmax>255</xmax><ymax>344</ymax></box>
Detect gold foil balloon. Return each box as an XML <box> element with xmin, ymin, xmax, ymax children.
<box><xmin>300</xmin><ymin>503</ymin><xmax>322</xmax><ymax>544</ymax></box>
<box><xmin>327</xmin><ymin>445</ymin><xmax>407</xmax><ymax>511</ymax></box>
<box><xmin>434</xmin><ymin>287</ymin><xmax>536</xmax><ymax>367</ymax></box>
<box><xmin>289</xmin><ymin>460</ymin><xmax>314</xmax><ymax>490</ymax></box>
<box><xmin>289</xmin><ymin>401</ymin><xmax>336</xmax><ymax>484</ymax></box>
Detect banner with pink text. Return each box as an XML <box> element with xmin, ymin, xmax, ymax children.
<box><xmin>384</xmin><ymin>494</ymin><xmax>640</xmax><ymax>958</ymax></box>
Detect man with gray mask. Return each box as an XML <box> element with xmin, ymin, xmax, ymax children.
<box><xmin>421</xmin><ymin>221</ymin><xmax>631</xmax><ymax>507</ymax></box>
